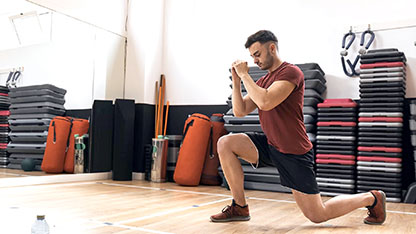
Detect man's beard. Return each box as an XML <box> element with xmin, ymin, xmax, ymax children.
<box><xmin>258</xmin><ymin>51</ymin><xmax>273</xmax><ymax>70</ymax></box>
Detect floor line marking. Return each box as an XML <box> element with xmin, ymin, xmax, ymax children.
<box><xmin>100</xmin><ymin>181</ymin><xmax>416</xmax><ymax>216</ymax></box>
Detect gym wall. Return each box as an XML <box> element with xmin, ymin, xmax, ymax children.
<box><xmin>125</xmin><ymin>0</ymin><xmax>416</xmax><ymax>106</ymax></box>
<box><xmin>0</xmin><ymin>1</ymin><xmax>125</xmax><ymax>109</ymax></box>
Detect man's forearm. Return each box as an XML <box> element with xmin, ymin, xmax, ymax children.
<box><xmin>231</xmin><ymin>80</ymin><xmax>247</xmax><ymax>117</ymax></box>
<box><xmin>240</xmin><ymin>74</ymin><xmax>268</xmax><ymax>110</ymax></box>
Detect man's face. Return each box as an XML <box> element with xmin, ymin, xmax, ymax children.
<box><xmin>248</xmin><ymin>41</ymin><xmax>274</xmax><ymax>70</ymax></box>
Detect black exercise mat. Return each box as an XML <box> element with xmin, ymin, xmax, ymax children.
<box><xmin>360</xmin><ymin>97</ymin><xmax>404</xmax><ymax>103</ymax></box>
<box><xmin>317</xmin><ymin>126</ymin><xmax>356</xmax><ymax>131</ymax></box>
<box><xmin>296</xmin><ymin>63</ymin><xmax>325</xmax><ymax>75</ymax></box>
<box><xmin>317</xmin><ymin>117</ymin><xmax>357</xmax><ymax>122</ymax></box>
<box><xmin>359</xmin><ymin>107</ymin><xmax>403</xmax><ymax>112</ymax></box>
<box><xmin>304</xmin><ymin>97</ymin><xmax>321</xmax><ymax>106</ymax></box>
<box><xmin>11</xmin><ymin>95</ymin><xmax>65</xmax><ymax>105</ymax></box>
<box><xmin>359</xmin><ymin>81</ymin><xmax>405</xmax><ymax>88</ymax></box>
<box><xmin>357</xmin><ymin>175</ymin><xmax>401</xmax><ymax>183</ymax></box>
<box><xmin>316</xmin><ymin>144</ymin><xmax>356</xmax><ymax>150</ymax></box>
<box><xmin>317</xmin><ymin>107</ymin><xmax>356</xmax><ymax>113</ymax></box>
<box><xmin>360</xmin><ymin>56</ymin><xmax>407</xmax><ymax>64</ymax></box>
<box><xmin>305</xmin><ymin>79</ymin><xmax>326</xmax><ymax>94</ymax></box>
<box><xmin>316</xmin><ymin>172</ymin><xmax>355</xmax><ymax>179</ymax></box>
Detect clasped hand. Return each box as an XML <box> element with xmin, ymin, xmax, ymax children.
<box><xmin>231</xmin><ymin>60</ymin><xmax>249</xmax><ymax>78</ymax></box>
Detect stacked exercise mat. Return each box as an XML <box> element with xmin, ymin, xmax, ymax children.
<box><xmin>357</xmin><ymin>48</ymin><xmax>407</xmax><ymax>202</ymax></box>
<box><xmin>0</xmin><ymin>86</ymin><xmax>10</xmax><ymax>168</ymax></box>
<box><xmin>220</xmin><ymin>63</ymin><xmax>325</xmax><ymax>193</ymax></box>
<box><xmin>315</xmin><ymin>99</ymin><xmax>357</xmax><ymax>196</ymax></box>
<box><xmin>297</xmin><ymin>63</ymin><xmax>327</xmax><ymax>144</ymax></box>
<box><xmin>6</xmin><ymin>85</ymin><xmax>66</xmax><ymax>171</ymax></box>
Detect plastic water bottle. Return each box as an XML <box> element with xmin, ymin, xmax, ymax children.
<box><xmin>31</xmin><ymin>215</ymin><xmax>49</xmax><ymax>234</ymax></box>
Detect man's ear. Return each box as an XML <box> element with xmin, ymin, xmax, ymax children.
<box><xmin>269</xmin><ymin>43</ymin><xmax>276</xmax><ymax>53</ymax></box>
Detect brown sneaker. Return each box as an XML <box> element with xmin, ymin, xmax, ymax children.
<box><xmin>210</xmin><ymin>201</ymin><xmax>250</xmax><ymax>222</ymax></box>
<box><xmin>364</xmin><ymin>190</ymin><xmax>386</xmax><ymax>225</ymax></box>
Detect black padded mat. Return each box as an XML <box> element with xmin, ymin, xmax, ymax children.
<box><xmin>9</xmin><ymin>89</ymin><xmax>65</xmax><ymax>99</ymax></box>
<box><xmin>357</xmin><ymin>175</ymin><xmax>401</xmax><ymax>183</ymax></box>
<box><xmin>316</xmin><ymin>172</ymin><xmax>355</xmax><ymax>179</ymax></box>
<box><xmin>358</xmin><ymin>131</ymin><xmax>402</xmax><ymax>137</ymax></box>
<box><xmin>360</xmin><ymin>56</ymin><xmax>407</xmax><ymax>64</ymax></box>
<box><xmin>305</xmin><ymin>79</ymin><xmax>326</xmax><ymax>94</ymax></box>
<box><xmin>317</xmin><ymin>107</ymin><xmax>356</xmax><ymax>112</ymax></box>
<box><xmin>359</xmin><ymin>102</ymin><xmax>403</xmax><ymax>108</ymax></box>
<box><xmin>317</xmin><ymin>117</ymin><xmax>357</xmax><ymax>122</ymax></box>
<box><xmin>359</xmin><ymin>87</ymin><xmax>405</xmax><ymax>93</ymax></box>
<box><xmin>358</xmin><ymin>141</ymin><xmax>402</xmax><ymax>147</ymax></box>
<box><xmin>359</xmin><ymin>107</ymin><xmax>403</xmax><ymax>112</ymax></box>
<box><xmin>10</xmin><ymin>107</ymin><xmax>65</xmax><ymax>115</ymax></box>
<box><xmin>359</xmin><ymin>81</ymin><xmax>405</xmax><ymax>88</ymax></box>
<box><xmin>358</xmin><ymin>136</ymin><xmax>401</xmax><ymax>142</ymax></box>
<box><xmin>361</xmin><ymin>51</ymin><xmax>404</xmax><ymax>59</ymax></box>
<box><xmin>318</xmin><ymin>112</ymin><xmax>356</xmax><ymax>117</ymax></box>
<box><xmin>9</xmin><ymin>84</ymin><xmax>66</xmax><ymax>94</ymax></box>
<box><xmin>360</xmin><ymin>97</ymin><xmax>404</xmax><ymax>103</ymax></box>
<box><xmin>316</xmin><ymin>144</ymin><xmax>356</xmax><ymax>150</ymax></box>
<box><xmin>296</xmin><ymin>63</ymin><xmax>325</xmax><ymax>75</ymax></box>
<box><xmin>316</xmin><ymin>164</ymin><xmax>355</xmax><ymax>170</ymax></box>
<box><xmin>359</xmin><ymin>92</ymin><xmax>405</xmax><ymax>98</ymax></box>
<box><xmin>317</xmin><ymin>126</ymin><xmax>356</xmax><ymax>131</ymax></box>
<box><xmin>11</xmin><ymin>95</ymin><xmax>65</xmax><ymax>105</ymax></box>
<box><xmin>358</xmin><ymin>151</ymin><xmax>401</xmax><ymax>157</ymax></box>
<box><xmin>316</xmin><ymin>168</ymin><xmax>354</xmax><ymax>174</ymax></box>
<box><xmin>304</xmin><ymin>97</ymin><xmax>320</xmax><ymax>106</ymax></box>
<box><xmin>357</xmin><ymin>170</ymin><xmax>401</xmax><ymax>177</ymax></box>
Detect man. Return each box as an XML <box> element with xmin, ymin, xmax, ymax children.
<box><xmin>210</xmin><ymin>30</ymin><xmax>386</xmax><ymax>225</ymax></box>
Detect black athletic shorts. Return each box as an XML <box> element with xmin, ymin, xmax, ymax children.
<box><xmin>246</xmin><ymin>132</ymin><xmax>320</xmax><ymax>194</ymax></box>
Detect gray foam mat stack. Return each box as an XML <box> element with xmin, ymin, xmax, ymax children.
<box><xmin>6</xmin><ymin>84</ymin><xmax>66</xmax><ymax>171</ymax></box>
<box><xmin>0</xmin><ymin>86</ymin><xmax>10</xmax><ymax>168</ymax></box>
<box><xmin>357</xmin><ymin>48</ymin><xmax>407</xmax><ymax>202</ymax></box>
<box><xmin>297</xmin><ymin>63</ymin><xmax>327</xmax><ymax>144</ymax></box>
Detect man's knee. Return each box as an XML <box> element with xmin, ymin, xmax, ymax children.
<box><xmin>303</xmin><ymin>212</ymin><xmax>327</xmax><ymax>224</ymax></box>
<box><xmin>217</xmin><ymin>134</ymin><xmax>232</xmax><ymax>156</ymax></box>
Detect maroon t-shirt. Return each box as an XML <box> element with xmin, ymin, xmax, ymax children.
<box><xmin>255</xmin><ymin>62</ymin><xmax>313</xmax><ymax>155</ymax></box>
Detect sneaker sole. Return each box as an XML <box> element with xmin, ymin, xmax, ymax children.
<box><xmin>364</xmin><ymin>190</ymin><xmax>386</xmax><ymax>225</ymax></box>
<box><xmin>210</xmin><ymin>216</ymin><xmax>251</xmax><ymax>222</ymax></box>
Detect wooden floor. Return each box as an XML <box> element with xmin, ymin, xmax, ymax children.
<box><xmin>1</xmin><ymin>179</ymin><xmax>416</xmax><ymax>234</ymax></box>
<box><xmin>0</xmin><ymin>168</ymin><xmax>49</xmax><ymax>178</ymax></box>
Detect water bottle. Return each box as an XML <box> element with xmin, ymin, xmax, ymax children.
<box><xmin>31</xmin><ymin>215</ymin><xmax>49</xmax><ymax>234</ymax></box>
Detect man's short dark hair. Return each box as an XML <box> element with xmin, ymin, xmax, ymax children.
<box><xmin>245</xmin><ymin>30</ymin><xmax>278</xmax><ymax>49</ymax></box>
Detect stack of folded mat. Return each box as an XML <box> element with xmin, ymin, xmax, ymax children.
<box><xmin>0</xmin><ymin>86</ymin><xmax>10</xmax><ymax>168</ymax></box>
<box><xmin>298</xmin><ymin>63</ymin><xmax>327</xmax><ymax>144</ymax></box>
<box><xmin>220</xmin><ymin>63</ymin><xmax>326</xmax><ymax>193</ymax></box>
<box><xmin>315</xmin><ymin>99</ymin><xmax>357</xmax><ymax>196</ymax></box>
<box><xmin>6</xmin><ymin>84</ymin><xmax>66</xmax><ymax>171</ymax></box>
<box><xmin>357</xmin><ymin>48</ymin><xmax>406</xmax><ymax>202</ymax></box>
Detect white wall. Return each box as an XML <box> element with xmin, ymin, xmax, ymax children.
<box><xmin>26</xmin><ymin>0</ymin><xmax>128</xmax><ymax>37</ymax></box>
<box><xmin>125</xmin><ymin>0</ymin><xmax>165</xmax><ymax>104</ymax></box>
<box><xmin>0</xmin><ymin>1</ymin><xmax>125</xmax><ymax>109</ymax></box>
<box><xmin>159</xmin><ymin>0</ymin><xmax>416</xmax><ymax>105</ymax></box>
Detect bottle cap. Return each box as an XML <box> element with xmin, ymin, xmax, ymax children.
<box><xmin>37</xmin><ymin>215</ymin><xmax>45</xmax><ymax>220</ymax></box>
